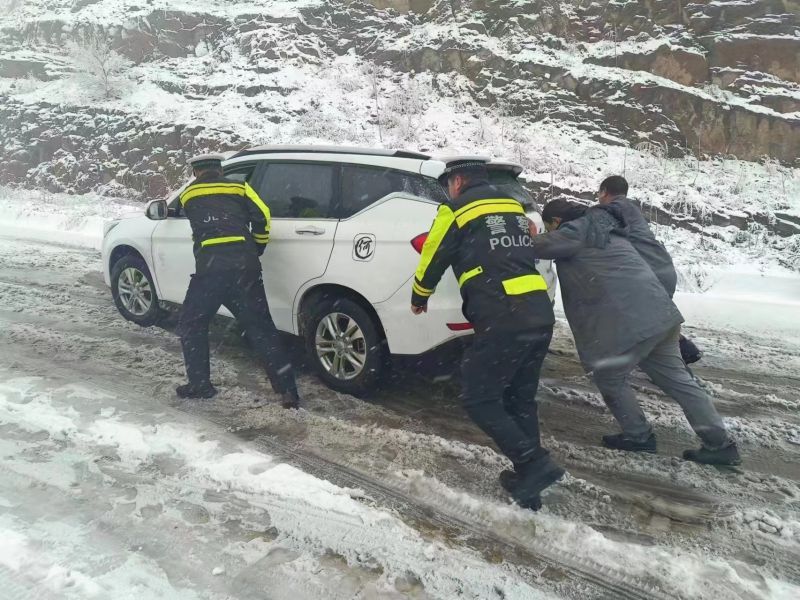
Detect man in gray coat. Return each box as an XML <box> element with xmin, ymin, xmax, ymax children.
<box><xmin>533</xmin><ymin>199</ymin><xmax>740</xmax><ymax>465</ymax></box>
<box><xmin>596</xmin><ymin>176</ymin><xmax>701</xmax><ymax>363</ymax></box>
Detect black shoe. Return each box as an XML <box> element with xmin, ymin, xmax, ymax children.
<box><xmin>602</xmin><ymin>432</ymin><xmax>657</xmax><ymax>454</ymax></box>
<box><xmin>679</xmin><ymin>335</ymin><xmax>703</xmax><ymax>364</ymax></box>
<box><xmin>176</xmin><ymin>382</ymin><xmax>217</xmax><ymax>399</ymax></box>
<box><xmin>512</xmin><ymin>453</ymin><xmax>564</xmax><ymax>509</ymax></box>
<box><xmin>281</xmin><ymin>392</ymin><xmax>300</xmax><ymax>409</ymax></box>
<box><xmin>517</xmin><ymin>494</ymin><xmax>542</xmax><ymax>511</ymax></box>
<box><xmin>683</xmin><ymin>443</ymin><xmax>741</xmax><ymax>466</ymax></box>
<box><xmin>499</xmin><ymin>469</ymin><xmax>518</xmax><ymax>493</ymax></box>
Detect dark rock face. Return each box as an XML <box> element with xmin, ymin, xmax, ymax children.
<box><xmin>708</xmin><ymin>36</ymin><xmax>800</xmax><ymax>85</ymax></box>
<box><xmin>0</xmin><ymin>99</ymin><xmax>244</xmax><ymax>198</ymax></box>
<box><xmin>587</xmin><ymin>45</ymin><xmax>710</xmax><ymax>87</ymax></box>
<box><xmin>0</xmin><ymin>0</ymin><xmax>798</xmax><ymax>204</ymax></box>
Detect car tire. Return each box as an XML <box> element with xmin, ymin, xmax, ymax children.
<box><xmin>110</xmin><ymin>254</ymin><xmax>164</xmax><ymax>327</ymax></box>
<box><xmin>303</xmin><ymin>296</ymin><xmax>387</xmax><ymax>396</ymax></box>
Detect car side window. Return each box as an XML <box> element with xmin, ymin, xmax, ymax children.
<box><xmin>340</xmin><ymin>164</ymin><xmax>446</xmax><ymax>218</ymax></box>
<box><xmin>255</xmin><ymin>162</ymin><xmax>337</xmax><ymax>219</ymax></box>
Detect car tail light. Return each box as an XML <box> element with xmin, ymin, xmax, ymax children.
<box><xmin>410</xmin><ymin>232</ymin><xmax>428</xmax><ymax>254</ymax></box>
<box><xmin>447</xmin><ymin>322</ymin><xmax>474</xmax><ymax>331</ymax></box>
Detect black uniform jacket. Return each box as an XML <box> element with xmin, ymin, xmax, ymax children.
<box><xmin>411</xmin><ymin>181</ymin><xmax>555</xmax><ymax>333</ymax></box>
<box><xmin>179</xmin><ymin>173</ymin><xmax>271</xmax><ymax>273</ymax></box>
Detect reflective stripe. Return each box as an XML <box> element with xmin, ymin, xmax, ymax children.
<box><xmin>412</xmin><ymin>281</ymin><xmax>433</xmax><ymax>297</ymax></box>
<box><xmin>253</xmin><ymin>234</ymin><xmax>270</xmax><ymax>243</ymax></box>
<box><xmin>502</xmin><ymin>274</ymin><xmax>548</xmax><ymax>295</ymax></box>
<box><xmin>455</xmin><ymin>202</ymin><xmax>525</xmax><ymax>228</ymax></box>
<box><xmin>180</xmin><ymin>183</ymin><xmax>245</xmax><ymax>205</ymax></box>
<box><xmin>414</xmin><ymin>205</ymin><xmax>456</xmax><ymax>283</ymax></box>
<box><xmin>200</xmin><ymin>236</ymin><xmax>246</xmax><ymax>247</ymax></box>
<box><xmin>244</xmin><ymin>182</ymin><xmax>271</xmax><ymax>226</ymax></box>
<box><xmin>458</xmin><ymin>266</ymin><xmax>483</xmax><ymax>287</ymax></box>
<box><xmin>453</xmin><ymin>198</ymin><xmax>521</xmax><ymax>219</ymax></box>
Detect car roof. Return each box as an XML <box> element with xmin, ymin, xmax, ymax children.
<box><xmin>231</xmin><ymin>145</ymin><xmax>430</xmax><ymax>160</ymax></box>
<box><xmin>225</xmin><ymin>145</ymin><xmax>523</xmax><ymax>178</ymax></box>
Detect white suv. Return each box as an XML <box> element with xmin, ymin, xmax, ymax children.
<box><xmin>102</xmin><ymin>146</ymin><xmax>556</xmax><ymax>394</ymax></box>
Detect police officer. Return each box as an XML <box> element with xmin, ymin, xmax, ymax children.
<box><xmin>410</xmin><ymin>160</ymin><xmax>564</xmax><ymax>510</ymax></box>
<box><xmin>176</xmin><ymin>154</ymin><xmax>300</xmax><ymax>409</ymax></box>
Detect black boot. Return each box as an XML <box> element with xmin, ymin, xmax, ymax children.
<box><xmin>602</xmin><ymin>432</ymin><xmax>657</xmax><ymax>454</ymax></box>
<box><xmin>280</xmin><ymin>391</ymin><xmax>300</xmax><ymax>409</ymax></box>
<box><xmin>176</xmin><ymin>382</ymin><xmax>218</xmax><ymax>399</ymax></box>
<box><xmin>679</xmin><ymin>335</ymin><xmax>702</xmax><ymax>364</ymax></box>
<box><xmin>683</xmin><ymin>443</ymin><xmax>741</xmax><ymax>466</ymax></box>
<box><xmin>512</xmin><ymin>452</ymin><xmax>564</xmax><ymax>510</ymax></box>
<box><xmin>499</xmin><ymin>469</ymin><xmax>518</xmax><ymax>493</ymax></box>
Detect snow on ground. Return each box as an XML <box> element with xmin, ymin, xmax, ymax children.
<box><xmin>0</xmin><ymin>371</ymin><xmax>556</xmax><ymax>600</ymax></box>
<box><xmin>0</xmin><ymin>185</ymin><xmax>140</xmax><ymax>249</ymax></box>
<box><xmin>2</xmin><ymin>185</ymin><xmax>800</xmax><ymax>598</ymax></box>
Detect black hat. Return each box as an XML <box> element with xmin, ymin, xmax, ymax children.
<box><xmin>437</xmin><ymin>159</ymin><xmax>489</xmax><ymax>186</ymax></box>
<box><xmin>188</xmin><ymin>153</ymin><xmax>225</xmax><ymax>171</ymax></box>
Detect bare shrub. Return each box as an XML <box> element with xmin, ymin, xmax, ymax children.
<box><xmin>67</xmin><ymin>30</ymin><xmax>132</xmax><ymax>98</ymax></box>
<box><xmin>383</xmin><ymin>77</ymin><xmax>429</xmax><ymax>145</ymax></box>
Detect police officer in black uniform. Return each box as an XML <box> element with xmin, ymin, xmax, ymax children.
<box><xmin>176</xmin><ymin>154</ymin><xmax>300</xmax><ymax>409</ymax></box>
<box><xmin>410</xmin><ymin>160</ymin><xmax>564</xmax><ymax>510</ymax></box>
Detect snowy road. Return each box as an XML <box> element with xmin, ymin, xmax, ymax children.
<box><xmin>1</xmin><ymin>232</ymin><xmax>800</xmax><ymax>599</ymax></box>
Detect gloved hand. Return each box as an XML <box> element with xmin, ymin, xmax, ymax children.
<box><xmin>257</xmin><ymin>244</ymin><xmax>266</xmax><ymax>257</ymax></box>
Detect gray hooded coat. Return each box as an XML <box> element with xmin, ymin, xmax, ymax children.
<box><xmin>598</xmin><ymin>196</ymin><xmax>678</xmax><ymax>297</ymax></box>
<box><xmin>532</xmin><ymin>209</ymin><xmax>683</xmax><ymax>370</ymax></box>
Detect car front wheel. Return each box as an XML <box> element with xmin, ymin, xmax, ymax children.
<box><xmin>303</xmin><ymin>296</ymin><xmax>386</xmax><ymax>396</ymax></box>
<box><xmin>110</xmin><ymin>254</ymin><xmax>164</xmax><ymax>326</ymax></box>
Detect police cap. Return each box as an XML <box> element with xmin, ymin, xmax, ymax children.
<box><xmin>437</xmin><ymin>159</ymin><xmax>489</xmax><ymax>186</ymax></box>
<box><xmin>188</xmin><ymin>153</ymin><xmax>225</xmax><ymax>171</ymax></box>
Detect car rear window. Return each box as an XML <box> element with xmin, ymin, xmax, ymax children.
<box><xmin>488</xmin><ymin>170</ymin><xmax>540</xmax><ymax>213</ymax></box>
<box><xmin>340</xmin><ymin>164</ymin><xmax>448</xmax><ymax>217</ymax></box>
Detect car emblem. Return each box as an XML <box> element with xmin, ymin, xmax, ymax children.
<box><xmin>353</xmin><ymin>234</ymin><xmax>376</xmax><ymax>261</ymax></box>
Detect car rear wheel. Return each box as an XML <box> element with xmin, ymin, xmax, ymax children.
<box><xmin>111</xmin><ymin>254</ymin><xmax>164</xmax><ymax>326</ymax></box>
<box><xmin>303</xmin><ymin>296</ymin><xmax>386</xmax><ymax>396</ymax></box>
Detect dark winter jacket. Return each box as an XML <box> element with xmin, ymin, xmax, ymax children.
<box><xmin>179</xmin><ymin>173</ymin><xmax>270</xmax><ymax>273</ymax></box>
<box><xmin>411</xmin><ymin>181</ymin><xmax>555</xmax><ymax>334</ymax></box>
<box><xmin>598</xmin><ymin>196</ymin><xmax>678</xmax><ymax>297</ymax></box>
<box><xmin>531</xmin><ymin>209</ymin><xmax>683</xmax><ymax>370</ymax></box>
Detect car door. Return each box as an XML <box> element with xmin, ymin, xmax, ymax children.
<box><xmin>249</xmin><ymin>161</ymin><xmax>339</xmax><ymax>333</ymax></box>
<box><xmin>150</xmin><ymin>164</ymin><xmax>255</xmax><ymax>309</ymax></box>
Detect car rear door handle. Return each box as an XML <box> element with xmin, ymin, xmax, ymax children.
<box><xmin>294</xmin><ymin>226</ymin><xmax>325</xmax><ymax>235</ymax></box>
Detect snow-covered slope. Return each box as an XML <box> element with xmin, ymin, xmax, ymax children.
<box><xmin>0</xmin><ymin>0</ymin><xmax>798</xmax><ymax>282</ymax></box>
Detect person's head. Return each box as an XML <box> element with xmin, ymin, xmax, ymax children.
<box><xmin>188</xmin><ymin>154</ymin><xmax>224</xmax><ymax>179</ymax></box>
<box><xmin>597</xmin><ymin>175</ymin><xmax>628</xmax><ymax>205</ymax></box>
<box><xmin>541</xmin><ymin>199</ymin><xmax>587</xmax><ymax>231</ymax></box>
<box><xmin>438</xmin><ymin>160</ymin><xmax>489</xmax><ymax>200</ymax></box>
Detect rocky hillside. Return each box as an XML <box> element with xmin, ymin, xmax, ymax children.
<box><xmin>0</xmin><ymin>0</ymin><xmax>799</xmax><ymax>269</ymax></box>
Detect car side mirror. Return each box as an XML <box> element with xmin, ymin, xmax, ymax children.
<box><xmin>146</xmin><ymin>199</ymin><xmax>168</xmax><ymax>220</ymax></box>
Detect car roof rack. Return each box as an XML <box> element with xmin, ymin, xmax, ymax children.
<box><xmin>231</xmin><ymin>145</ymin><xmax>431</xmax><ymax>160</ymax></box>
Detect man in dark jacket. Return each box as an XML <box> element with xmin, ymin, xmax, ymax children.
<box><xmin>411</xmin><ymin>160</ymin><xmax>563</xmax><ymax>509</ymax></box>
<box><xmin>176</xmin><ymin>154</ymin><xmax>300</xmax><ymax>409</ymax></box>
<box><xmin>533</xmin><ymin>199</ymin><xmax>740</xmax><ymax>465</ymax></box>
<box><xmin>596</xmin><ymin>176</ymin><xmax>701</xmax><ymax>364</ymax></box>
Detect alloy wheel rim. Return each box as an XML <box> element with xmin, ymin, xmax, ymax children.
<box><xmin>117</xmin><ymin>267</ymin><xmax>153</xmax><ymax>316</ymax></box>
<box><xmin>315</xmin><ymin>312</ymin><xmax>367</xmax><ymax>381</ymax></box>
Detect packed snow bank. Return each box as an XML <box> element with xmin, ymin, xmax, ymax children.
<box><xmin>0</xmin><ymin>186</ymin><xmax>140</xmax><ymax>249</ymax></box>
<box><xmin>675</xmin><ymin>270</ymin><xmax>800</xmax><ymax>341</ymax></box>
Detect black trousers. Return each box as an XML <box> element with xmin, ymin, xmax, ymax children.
<box><xmin>178</xmin><ymin>268</ymin><xmax>297</xmax><ymax>397</ymax></box>
<box><xmin>461</xmin><ymin>326</ymin><xmax>553</xmax><ymax>465</ymax></box>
